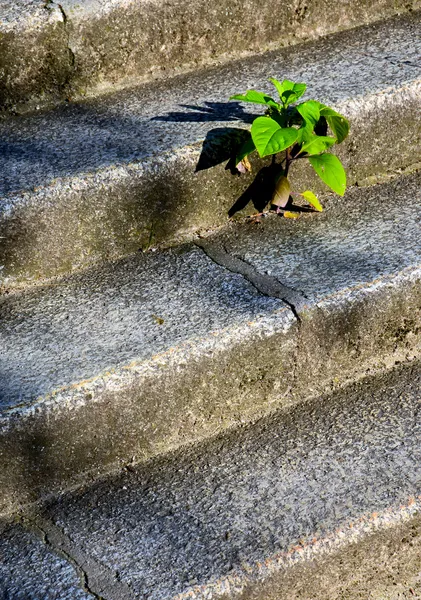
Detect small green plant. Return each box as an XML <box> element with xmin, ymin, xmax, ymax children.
<box><xmin>229</xmin><ymin>78</ymin><xmax>350</xmax><ymax>214</ymax></box>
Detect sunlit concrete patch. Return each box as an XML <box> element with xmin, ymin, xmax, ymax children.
<box><xmin>0</xmin><ymin>244</ymin><xmax>295</xmax><ymax>513</ymax></box>
<box><xmin>173</xmin><ymin>499</ymin><xmax>421</xmax><ymax>599</ymax></box>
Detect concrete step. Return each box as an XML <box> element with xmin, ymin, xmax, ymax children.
<box><xmin>3</xmin><ymin>358</ymin><xmax>421</xmax><ymax>599</ymax></box>
<box><xmin>1</xmin><ymin>171</ymin><xmax>420</xmax><ymax>514</ymax></box>
<box><xmin>0</xmin><ymin>518</ymin><xmax>95</xmax><ymax>599</ymax></box>
<box><xmin>1</xmin><ymin>11</ymin><xmax>421</xmax><ymax>288</ymax></box>
<box><xmin>1</xmin><ymin>0</ymin><xmax>419</xmax><ymax>113</ymax></box>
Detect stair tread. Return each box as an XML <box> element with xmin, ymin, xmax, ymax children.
<box><xmin>0</xmin><ymin>245</ymin><xmax>285</xmax><ymax>411</ymax></box>
<box><xmin>204</xmin><ymin>171</ymin><xmax>421</xmax><ymax>303</ymax></box>
<box><xmin>0</xmin><ymin>518</ymin><xmax>94</xmax><ymax>600</ymax></box>
<box><xmin>1</xmin><ymin>0</ymin><xmax>418</xmax><ymax>112</ymax></box>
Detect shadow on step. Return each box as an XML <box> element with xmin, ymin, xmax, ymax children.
<box><xmin>151</xmin><ymin>101</ymin><xmax>256</xmax><ymax>124</ymax></box>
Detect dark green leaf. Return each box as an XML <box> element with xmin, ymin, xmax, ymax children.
<box><xmin>308</xmin><ymin>154</ymin><xmax>347</xmax><ymax>196</ymax></box>
<box><xmin>235</xmin><ymin>135</ymin><xmax>256</xmax><ymax>164</ymax></box>
<box><xmin>251</xmin><ymin>117</ymin><xmax>299</xmax><ymax>157</ymax></box>
<box><xmin>316</xmin><ymin>103</ymin><xmax>350</xmax><ymax>143</ymax></box>
<box><xmin>229</xmin><ymin>90</ymin><xmax>279</xmax><ymax>108</ymax></box>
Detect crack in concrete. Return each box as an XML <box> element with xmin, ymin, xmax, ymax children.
<box><xmin>19</xmin><ymin>512</ymin><xmax>133</xmax><ymax>600</ymax></box>
<box><xmin>194</xmin><ymin>237</ymin><xmax>310</xmax><ymax>398</ymax></box>
<box><xmin>57</xmin><ymin>3</ymin><xmax>76</xmax><ymax>69</ymax></box>
<box><xmin>194</xmin><ymin>238</ymin><xmax>308</xmax><ymax>321</ymax></box>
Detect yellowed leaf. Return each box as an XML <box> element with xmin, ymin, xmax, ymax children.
<box><xmin>300</xmin><ymin>190</ymin><xmax>323</xmax><ymax>212</ymax></box>
<box><xmin>271</xmin><ymin>175</ymin><xmax>290</xmax><ymax>208</ymax></box>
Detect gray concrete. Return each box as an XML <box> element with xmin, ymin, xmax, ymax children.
<box><xmin>206</xmin><ymin>171</ymin><xmax>421</xmax><ymax>304</ymax></box>
<box><xmin>0</xmin><ymin>0</ymin><xmax>419</xmax><ymax>112</ymax></box>
<box><xmin>1</xmin><ymin>12</ymin><xmax>421</xmax><ymax>285</ymax></box>
<box><xmin>1</xmin><ymin>172</ymin><xmax>420</xmax><ymax>514</ymax></box>
<box><xmin>25</xmin><ymin>359</ymin><xmax>421</xmax><ymax>599</ymax></box>
<box><xmin>0</xmin><ymin>245</ymin><xmax>295</xmax><ymax>513</ymax></box>
<box><xmin>0</xmin><ymin>518</ymin><xmax>93</xmax><ymax>599</ymax></box>
<box><xmin>0</xmin><ymin>246</ymin><xmax>282</xmax><ymax>408</ymax></box>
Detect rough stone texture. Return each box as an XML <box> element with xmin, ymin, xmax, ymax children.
<box><xmin>235</xmin><ymin>513</ymin><xmax>421</xmax><ymax>599</ymax></box>
<box><xmin>1</xmin><ymin>12</ymin><xmax>420</xmax><ymax>285</ymax></box>
<box><xmin>1</xmin><ymin>0</ymin><xmax>420</xmax><ymax>112</ymax></box>
<box><xmin>1</xmin><ymin>173</ymin><xmax>420</xmax><ymax>514</ymax></box>
<box><xmin>0</xmin><ymin>518</ymin><xmax>93</xmax><ymax>599</ymax></box>
<box><xmin>205</xmin><ymin>171</ymin><xmax>421</xmax><ymax>398</ymax></box>
<box><xmin>0</xmin><ymin>246</ymin><xmax>295</xmax><ymax>513</ymax></box>
<box><xmin>28</xmin><ymin>360</ymin><xmax>421</xmax><ymax>600</ymax></box>
<box><xmin>213</xmin><ymin>172</ymin><xmax>421</xmax><ymax>303</ymax></box>
<box><xmin>0</xmin><ymin>1</ymin><xmax>74</xmax><ymax>113</ymax></box>
<box><xmin>0</xmin><ymin>246</ymin><xmax>283</xmax><ymax>408</ymax></box>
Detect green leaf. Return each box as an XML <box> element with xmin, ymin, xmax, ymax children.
<box><xmin>229</xmin><ymin>90</ymin><xmax>279</xmax><ymax>109</ymax></box>
<box><xmin>269</xmin><ymin>78</ymin><xmax>307</xmax><ymax>107</ymax></box>
<box><xmin>251</xmin><ymin>117</ymin><xmax>299</xmax><ymax>157</ymax></box>
<box><xmin>317</xmin><ymin>103</ymin><xmax>350</xmax><ymax>143</ymax></box>
<box><xmin>300</xmin><ymin>135</ymin><xmax>336</xmax><ymax>155</ymax></box>
<box><xmin>268</xmin><ymin>77</ymin><xmax>286</xmax><ymax>99</ymax></box>
<box><xmin>296</xmin><ymin>100</ymin><xmax>321</xmax><ymax>144</ymax></box>
<box><xmin>308</xmin><ymin>153</ymin><xmax>347</xmax><ymax>196</ymax></box>
<box><xmin>297</xmin><ymin>100</ymin><xmax>320</xmax><ymax>130</ymax></box>
<box><xmin>235</xmin><ymin>135</ymin><xmax>256</xmax><ymax>164</ymax></box>
<box><xmin>300</xmin><ymin>190</ymin><xmax>323</xmax><ymax>212</ymax></box>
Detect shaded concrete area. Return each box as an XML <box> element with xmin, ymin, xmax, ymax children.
<box><xmin>26</xmin><ymin>359</ymin><xmax>421</xmax><ymax>600</ymax></box>
<box><xmin>1</xmin><ymin>0</ymin><xmax>419</xmax><ymax>112</ymax></box>
<box><xmin>1</xmin><ymin>12</ymin><xmax>421</xmax><ymax>284</ymax></box>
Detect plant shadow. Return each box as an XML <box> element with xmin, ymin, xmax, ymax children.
<box><xmin>193</xmin><ymin>123</ymin><xmax>283</xmax><ymax>216</ymax></box>
<box><xmin>151</xmin><ymin>101</ymin><xmax>257</xmax><ymax>124</ymax></box>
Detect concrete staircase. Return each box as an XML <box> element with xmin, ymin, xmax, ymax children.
<box><xmin>1</xmin><ymin>2</ymin><xmax>421</xmax><ymax>598</ymax></box>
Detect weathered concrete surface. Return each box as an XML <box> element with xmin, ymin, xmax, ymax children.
<box><xmin>1</xmin><ymin>0</ymin><xmax>420</xmax><ymax>112</ymax></box>
<box><xmin>23</xmin><ymin>359</ymin><xmax>421</xmax><ymax>600</ymax></box>
<box><xmin>1</xmin><ymin>173</ymin><xmax>420</xmax><ymax>514</ymax></box>
<box><xmin>1</xmin><ymin>12</ymin><xmax>421</xmax><ymax>286</ymax></box>
<box><xmin>0</xmin><ymin>246</ymin><xmax>295</xmax><ymax>513</ymax></box>
<box><xmin>203</xmin><ymin>170</ymin><xmax>421</xmax><ymax>398</ymax></box>
<box><xmin>0</xmin><ymin>518</ymin><xmax>93</xmax><ymax>599</ymax></box>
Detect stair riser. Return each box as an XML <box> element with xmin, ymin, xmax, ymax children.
<box><xmin>1</xmin><ymin>0</ymin><xmax>419</xmax><ymax>113</ymax></box>
<box><xmin>1</xmin><ymin>269</ymin><xmax>420</xmax><ymax>514</ymax></box>
<box><xmin>2</xmin><ymin>82</ymin><xmax>421</xmax><ymax>288</ymax></box>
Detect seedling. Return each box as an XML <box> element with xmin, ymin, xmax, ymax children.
<box><xmin>229</xmin><ymin>78</ymin><xmax>350</xmax><ymax>215</ymax></box>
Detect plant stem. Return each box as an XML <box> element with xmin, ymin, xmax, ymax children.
<box><xmin>285</xmin><ymin>147</ymin><xmax>291</xmax><ymax>176</ymax></box>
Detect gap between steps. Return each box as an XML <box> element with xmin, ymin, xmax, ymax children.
<box><xmin>194</xmin><ymin>239</ymin><xmax>309</xmax><ymax>322</ymax></box>
<box><xmin>18</xmin><ymin>512</ymin><xmax>133</xmax><ymax>600</ymax></box>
